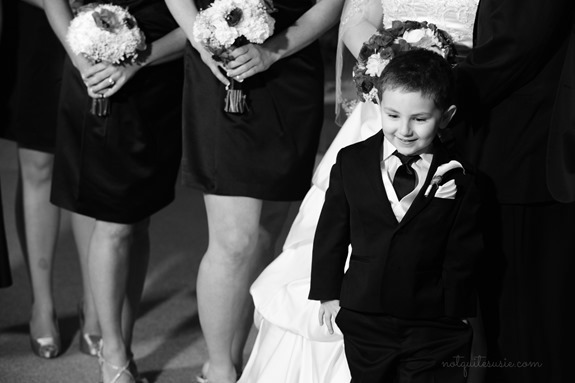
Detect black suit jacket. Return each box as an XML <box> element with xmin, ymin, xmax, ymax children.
<box><xmin>455</xmin><ymin>0</ymin><xmax>575</xmax><ymax>203</ymax></box>
<box><xmin>309</xmin><ymin>132</ymin><xmax>483</xmax><ymax>319</ymax></box>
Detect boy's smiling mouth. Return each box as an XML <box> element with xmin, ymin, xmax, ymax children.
<box><xmin>396</xmin><ymin>137</ymin><xmax>417</xmax><ymax>144</ymax></box>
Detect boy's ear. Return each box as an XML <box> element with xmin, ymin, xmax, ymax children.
<box><xmin>439</xmin><ymin>105</ymin><xmax>457</xmax><ymax>129</ymax></box>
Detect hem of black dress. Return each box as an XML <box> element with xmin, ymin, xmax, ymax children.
<box><xmin>180</xmin><ymin>175</ymin><xmax>307</xmax><ymax>202</ymax></box>
<box><xmin>50</xmin><ymin>195</ymin><xmax>175</xmax><ymax>225</ymax></box>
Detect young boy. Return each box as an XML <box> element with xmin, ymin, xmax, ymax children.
<box><xmin>309</xmin><ymin>50</ymin><xmax>483</xmax><ymax>383</ymax></box>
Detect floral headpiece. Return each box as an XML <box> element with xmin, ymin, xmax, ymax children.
<box><xmin>353</xmin><ymin>20</ymin><xmax>456</xmax><ymax>103</ymax></box>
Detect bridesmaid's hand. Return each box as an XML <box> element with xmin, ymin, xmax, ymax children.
<box><xmin>225</xmin><ymin>43</ymin><xmax>276</xmax><ymax>81</ymax></box>
<box><xmin>193</xmin><ymin>43</ymin><xmax>230</xmax><ymax>86</ymax></box>
<box><xmin>84</xmin><ymin>62</ymin><xmax>141</xmax><ymax>98</ymax></box>
<box><xmin>71</xmin><ymin>54</ymin><xmax>108</xmax><ymax>99</ymax></box>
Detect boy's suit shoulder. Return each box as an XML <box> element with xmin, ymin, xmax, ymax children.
<box><xmin>338</xmin><ymin>131</ymin><xmax>383</xmax><ymax>158</ymax></box>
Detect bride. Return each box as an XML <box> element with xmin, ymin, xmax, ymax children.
<box><xmin>238</xmin><ymin>1</ymin><xmax>479</xmax><ymax>382</ymax></box>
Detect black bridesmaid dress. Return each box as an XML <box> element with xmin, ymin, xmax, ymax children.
<box><xmin>50</xmin><ymin>0</ymin><xmax>183</xmax><ymax>224</ymax></box>
<box><xmin>181</xmin><ymin>0</ymin><xmax>324</xmax><ymax>201</ymax></box>
<box><xmin>5</xmin><ymin>2</ymin><xmax>65</xmax><ymax>153</ymax></box>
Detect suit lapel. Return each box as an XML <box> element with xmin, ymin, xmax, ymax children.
<box><xmin>398</xmin><ymin>140</ymin><xmax>451</xmax><ymax>228</ymax></box>
<box><xmin>358</xmin><ymin>132</ymin><xmax>398</xmax><ymax>226</ymax></box>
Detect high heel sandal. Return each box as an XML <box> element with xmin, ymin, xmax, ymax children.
<box><xmin>78</xmin><ymin>301</ymin><xmax>102</xmax><ymax>356</ymax></box>
<box><xmin>98</xmin><ymin>350</ymin><xmax>135</xmax><ymax>383</ymax></box>
<box><xmin>29</xmin><ymin>314</ymin><xmax>61</xmax><ymax>359</ymax></box>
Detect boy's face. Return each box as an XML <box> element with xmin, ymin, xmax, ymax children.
<box><xmin>380</xmin><ymin>88</ymin><xmax>456</xmax><ymax>156</ymax></box>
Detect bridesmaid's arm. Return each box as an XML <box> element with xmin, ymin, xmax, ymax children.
<box><xmin>165</xmin><ymin>0</ymin><xmax>230</xmax><ymax>85</ymax></box>
<box><xmin>41</xmin><ymin>0</ymin><xmax>107</xmax><ymax>99</ymax></box>
<box><xmin>93</xmin><ymin>27</ymin><xmax>187</xmax><ymax>98</ymax></box>
<box><xmin>43</xmin><ymin>0</ymin><xmax>186</xmax><ymax>97</ymax></box>
<box><xmin>139</xmin><ymin>28</ymin><xmax>187</xmax><ymax>67</ymax></box>
<box><xmin>226</xmin><ymin>0</ymin><xmax>345</xmax><ymax>80</ymax></box>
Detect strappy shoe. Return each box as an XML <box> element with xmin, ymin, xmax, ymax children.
<box><xmin>98</xmin><ymin>350</ymin><xmax>135</xmax><ymax>383</ymax></box>
<box><xmin>78</xmin><ymin>301</ymin><xmax>102</xmax><ymax>356</ymax></box>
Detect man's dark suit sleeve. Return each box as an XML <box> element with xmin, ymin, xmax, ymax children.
<box><xmin>442</xmin><ymin>174</ymin><xmax>484</xmax><ymax>318</ymax></box>
<box><xmin>457</xmin><ymin>0</ymin><xmax>575</xmax><ymax>108</ymax></box>
<box><xmin>309</xmin><ymin>151</ymin><xmax>351</xmax><ymax>301</ymax></box>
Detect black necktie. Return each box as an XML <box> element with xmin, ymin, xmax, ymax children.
<box><xmin>392</xmin><ymin>151</ymin><xmax>420</xmax><ymax>200</ymax></box>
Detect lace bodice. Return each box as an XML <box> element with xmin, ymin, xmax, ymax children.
<box><xmin>341</xmin><ymin>0</ymin><xmax>478</xmax><ymax>47</ymax></box>
<box><xmin>336</xmin><ymin>0</ymin><xmax>479</xmax><ymax>123</ymax></box>
<box><xmin>382</xmin><ymin>0</ymin><xmax>478</xmax><ymax>48</ymax></box>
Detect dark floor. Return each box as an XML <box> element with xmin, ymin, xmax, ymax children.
<box><xmin>0</xmin><ymin>96</ymin><xmax>340</xmax><ymax>382</ymax></box>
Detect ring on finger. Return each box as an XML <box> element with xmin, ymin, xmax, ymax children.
<box><xmin>108</xmin><ymin>77</ymin><xmax>115</xmax><ymax>86</ymax></box>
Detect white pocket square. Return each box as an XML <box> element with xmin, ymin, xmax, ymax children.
<box><xmin>424</xmin><ymin>160</ymin><xmax>464</xmax><ymax>197</ymax></box>
<box><xmin>434</xmin><ymin>179</ymin><xmax>457</xmax><ymax>199</ymax></box>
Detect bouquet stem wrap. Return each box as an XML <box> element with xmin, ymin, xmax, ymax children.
<box><xmin>225</xmin><ymin>77</ymin><xmax>248</xmax><ymax>114</ymax></box>
<box><xmin>90</xmin><ymin>97</ymin><xmax>111</xmax><ymax>117</ymax></box>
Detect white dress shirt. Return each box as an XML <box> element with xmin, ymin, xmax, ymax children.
<box><xmin>380</xmin><ymin>138</ymin><xmax>433</xmax><ymax>222</ymax></box>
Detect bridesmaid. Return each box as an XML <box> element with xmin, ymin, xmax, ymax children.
<box><xmin>4</xmin><ymin>0</ymin><xmax>99</xmax><ymax>359</ymax></box>
<box><xmin>165</xmin><ymin>1</ymin><xmax>344</xmax><ymax>382</ymax></box>
<box><xmin>42</xmin><ymin>0</ymin><xmax>185</xmax><ymax>382</ymax></box>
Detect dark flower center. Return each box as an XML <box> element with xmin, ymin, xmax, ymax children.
<box><xmin>225</xmin><ymin>8</ymin><xmax>243</xmax><ymax>27</ymax></box>
<box><xmin>92</xmin><ymin>9</ymin><xmax>122</xmax><ymax>33</ymax></box>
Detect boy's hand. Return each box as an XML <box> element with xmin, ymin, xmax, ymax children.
<box><xmin>319</xmin><ymin>300</ymin><xmax>340</xmax><ymax>335</ymax></box>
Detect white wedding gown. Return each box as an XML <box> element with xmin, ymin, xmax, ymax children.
<box><xmin>238</xmin><ymin>1</ymin><xmax>478</xmax><ymax>382</ymax></box>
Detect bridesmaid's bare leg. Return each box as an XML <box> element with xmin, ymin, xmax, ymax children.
<box><xmin>198</xmin><ymin>195</ymin><xmax>290</xmax><ymax>383</ymax></box>
<box><xmin>230</xmin><ymin>200</ymin><xmax>291</xmax><ymax>372</ymax></box>
<box><xmin>71</xmin><ymin>213</ymin><xmax>99</xmax><ymax>336</ymax></box>
<box><xmin>16</xmin><ymin>148</ymin><xmax>60</xmax><ymax>341</ymax></box>
<box><xmin>89</xmin><ymin>219</ymin><xmax>148</xmax><ymax>383</ymax></box>
<box><xmin>122</xmin><ymin>219</ymin><xmax>150</xmax><ymax>354</ymax></box>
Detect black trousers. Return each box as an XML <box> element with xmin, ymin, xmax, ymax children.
<box><xmin>479</xmin><ymin>201</ymin><xmax>575</xmax><ymax>383</ymax></box>
<box><xmin>336</xmin><ymin>309</ymin><xmax>472</xmax><ymax>383</ymax></box>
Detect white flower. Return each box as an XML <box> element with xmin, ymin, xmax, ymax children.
<box><xmin>402</xmin><ymin>28</ymin><xmax>445</xmax><ymax>58</ymax></box>
<box><xmin>402</xmin><ymin>28</ymin><xmax>427</xmax><ymax>44</ymax></box>
<box><xmin>193</xmin><ymin>0</ymin><xmax>274</xmax><ymax>51</ymax></box>
<box><xmin>66</xmin><ymin>4</ymin><xmax>145</xmax><ymax>64</ymax></box>
<box><xmin>424</xmin><ymin>160</ymin><xmax>465</xmax><ymax>198</ymax></box>
<box><xmin>365</xmin><ymin>54</ymin><xmax>389</xmax><ymax>77</ymax></box>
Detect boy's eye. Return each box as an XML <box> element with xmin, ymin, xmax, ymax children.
<box><xmin>414</xmin><ymin>117</ymin><xmax>428</xmax><ymax>122</ymax></box>
<box><xmin>387</xmin><ymin>114</ymin><xmax>399</xmax><ymax>119</ymax></box>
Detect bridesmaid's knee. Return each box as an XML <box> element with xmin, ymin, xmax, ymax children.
<box><xmin>210</xmin><ymin>226</ymin><xmax>259</xmax><ymax>264</ymax></box>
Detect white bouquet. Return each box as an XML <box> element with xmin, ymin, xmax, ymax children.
<box><xmin>66</xmin><ymin>3</ymin><xmax>147</xmax><ymax>116</ymax></box>
<box><xmin>193</xmin><ymin>0</ymin><xmax>275</xmax><ymax>113</ymax></box>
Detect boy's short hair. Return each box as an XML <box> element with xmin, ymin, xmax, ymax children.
<box><xmin>377</xmin><ymin>49</ymin><xmax>455</xmax><ymax>111</ymax></box>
